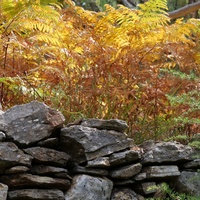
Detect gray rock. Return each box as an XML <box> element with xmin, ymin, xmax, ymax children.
<box><xmin>30</xmin><ymin>165</ymin><xmax>69</xmax><ymax>176</ymax></box>
<box><xmin>111</xmin><ymin>188</ymin><xmax>144</xmax><ymax>200</ymax></box>
<box><xmin>86</xmin><ymin>157</ymin><xmax>110</xmax><ymax>168</ymax></box>
<box><xmin>64</xmin><ymin>174</ymin><xmax>113</xmax><ymax>200</ymax></box>
<box><xmin>60</xmin><ymin>125</ymin><xmax>133</xmax><ymax>163</ymax></box>
<box><xmin>37</xmin><ymin>138</ymin><xmax>59</xmax><ymax>148</ymax></box>
<box><xmin>0</xmin><ymin>142</ymin><xmax>32</xmax><ymax>172</ymax></box>
<box><xmin>136</xmin><ymin>194</ymin><xmax>145</xmax><ymax>200</ymax></box>
<box><xmin>0</xmin><ymin>131</ymin><xmax>5</xmax><ymax>141</ymax></box>
<box><xmin>8</xmin><ymin>189</ymin><xmax>64</xmax><ymax>200</ymax></box>
<box><xmin>143</xmin><ymin>165</ymin><xmax>180</xmax><ymax>180</ymax></box>
<box><xmin>0</xmin><ymin>173</ymin><xmax>70</xmax><ymax>190</ymax></box>
<box><xmin>81</xmin><ymin>119</ymin><xmax>128</xmax><ymax>132</ymax></box>
<box><xmin>0</xmin><ymin>182</ymin><xmax>8</xmax><ymax>200</ymax></box>
<box><xmin>134</xmin><ymin>173</ymin><xmax>147</xmax><ymax>181</ymax></box>
<box><xmin>5</xmin><ymin>166</ymin><xmax>29</xmax><ymax>174</ymax></box>
<box><xmin>171</xmin><ymin>171</ymin><xmax>200</xmax><ymax>197</ymax></box>
<box><xmin>54</xmin><ymin>173</ymin><xmax>72</xmax><ymax>180</ymax></box>
<box><xmin>72</xmin><ymin>163</ymin><xmax>108</xmax><ymax>176</ymax></box>
<box><xmin>109</xmin><ymin>149</ymin><xmax>141</xmax><ymax>167</ymax></box>
<box><xmin>141</xmin><ymin>141</ymin><xmax>194</xmax><ymax>164</ymax></box>
<box><xmin>23</xmin><ymin>147</ymin><xmax>70</xmax><ymax>167</ymax></box>
<box><xmin>0</xmin><ymin>114</ymin><xmax>7</xmax><ymax>136</ymax></box>
<box><xmin>109</xmin><ymin>163</ymin><xmax>142</xmax><ymax>179</ymax></box>
<box><xmin>0</xmin><ymin>103</ymin><xmax>4</xmax><ymax>115</ymax></box>
<box><xmin>135</xmin><ymin>182</ymin><xmax>157</xmax><ymax>195</ymax></box>
<box><xmin>29</xmin><ymin>165</ymin><xmax>72</xmax><ymax>180</ymax></box>
<box><xmin>2</xmin><ymin>101</ymin><xmax>65</xmax><ymax>147</ymax></box>
<box><xmin>182</xmin><ymin>159</ymin><xmax>200</xmax><ymax>169</ymax></box>
<box><xmin>114</xmin><ymin>179</ymin><xmax>135</xmax><ymax>186</ymax></box>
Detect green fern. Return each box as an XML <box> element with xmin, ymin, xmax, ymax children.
<box><xmin>147</xmin><ymin>183</ymin><xmax>200</xmax><ymax>200</ymax></box>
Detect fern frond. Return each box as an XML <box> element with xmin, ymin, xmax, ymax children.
<box><xmin>138</xmin><ymin>0</ymin><xmax>169</xmax><ymax>27</ymax></box>
<box><xmin>40</xmin><ymin>0</ymin><xmax>62</xmax><ymax>6</ymax></box>
<box><xmin>139</xmin><ymin>0</ymin><xmax>168</xmax><ymax>15</ymax></box>
<box><xmin>29</xmin><ymin>4</ymin><xmax>61</xmax><ymax>22</ymax></box>
<box><xmin>1</xmin><ymin>0</ymin><xmax>28</xmax><ymax>19</ymax></box>
<box><xmin>165</xmin><ymin>18</ymin><xmax>196</xmax><ymax>44</ymax></box>
<box><xmin>31</xmin><ymin>33</ymin><xmax>61</xmax><ymax>46</ymax></box>
<box><xmin>21</xmin><ymin>19</ymin><xmax>55</xmax><ymax>34</ymax></box>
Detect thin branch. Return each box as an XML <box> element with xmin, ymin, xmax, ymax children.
<box><xmin>121</xmin><ymin>0</ymin><xmax>136</xmax><ymax>9</ymax></box>
<box><xmin>121</xmin><ymin>1</ymin><xmax>200</xmax><ymax>20</ymax></box>
<box><xmin>168</xmin><ymin>1</ymin><xmax>200</xmax><ymax>20</ymax></box>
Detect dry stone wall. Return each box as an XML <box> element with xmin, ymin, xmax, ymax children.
<box><xmin>0</xmin><ymin>101</ymin><xmax>200</xmax><ymax>200</ymax></box>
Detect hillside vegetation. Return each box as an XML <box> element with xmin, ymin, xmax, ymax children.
<box><xmin>0</xmin><ymin>0</ymin><xmax>199</xmax><ymax>143</ymax></box>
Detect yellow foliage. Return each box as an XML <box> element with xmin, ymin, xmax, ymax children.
<box><xmin>0</xmin><ymin>0</ymin><xmax>200</xmax><ymax>141</ymax></box>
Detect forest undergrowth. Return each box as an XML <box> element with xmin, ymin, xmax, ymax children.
<box><xmin>0</xmin><ymin>0</ymin><xmax>199</xmax><ymax>143</ymax></box>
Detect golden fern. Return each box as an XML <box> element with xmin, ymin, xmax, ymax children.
<box><xmin>138</xmin><ymin>0</ymin><xmax>169</xmax><ymax>27</ymax></box>
<box><xmin>1</xmin><ymin>0</ymin><xmax>63</xmax><ymax>45</ymax></box>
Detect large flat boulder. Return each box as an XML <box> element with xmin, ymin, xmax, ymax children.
<box><xmin>5</xmin><ymin>166</ymin><xmax>29</xmax><ymax>174</ymax></box>
<box><xmin>30</xmin><ymin>165</ymin><xmax>69</xmax><ymax>176</ymax></box>
<box><xmin>0</xmin><ymin>173</ymin><xmax>70</xmax><ymax>190</ymax></box>
<box><xmin>143</xmin><ymin>165</ymin><xmax>180</xmax><ymax>180</ymax></box>
<box><xmin>109</xmin><ymin>163</ymin><xmax>142</xmax><ymax>179</ymax></box>
<box><xmin>60</xmin><ymin>125</ymin><xmax>133</xmax><ymax>163</ymax></box>
<box><xmin>109</xmin><ymin>149</ymin><xmax>141</xmax><ymax>167</ymax></box>
<box><xmin>1</xmin><ymin>101</ymin><xmax>65</xmax><ymax>147</ymax></box>
<box><xmin>81</xmin><ymin>119</ymin><xmax>128</xmax><ymax>132</ymax></box>
<box><xmin>8</xmin><ymin>189</ymin><xmax>64</xmax><ymax>200</ymax></box>
<box><xmin>23</xmin><ymin>147</ymin><xmax>70</xmax><ymax>167</ymax></box>
<box><xmin>141</xmin><ymin>141</ymin><xmax>194</xmax><ymax>164</ymax></box>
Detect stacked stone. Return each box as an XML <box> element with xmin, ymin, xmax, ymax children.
<box><xmin>61</xmin><ymin>118</ymin><xmax>143</xmax><ymax>200</ymax></box>
<box><xmin>0</xmin><ymin>101</ymin><xmax>199</xmax><ymax>200</ymax></box>
<box><xmin>0</xmin><ymin>101</ymin><xmax>70</xmax><ymax>200</ymax></box>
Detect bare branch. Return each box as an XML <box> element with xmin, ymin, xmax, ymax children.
<box><xmin>121</xmin><ymin>0</ymin><xmax>136</xmax><ymax>9</ymax></box>
<box><xmin>168</xmin><ymin>1</ymin><xmax>200</xmax><ymax>20</ymax></box>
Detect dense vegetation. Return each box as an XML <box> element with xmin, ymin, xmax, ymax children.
<box><xmin>0</xmin><ymin>0</ymin><xmax>199</xmax><ymax>143</ymax></box>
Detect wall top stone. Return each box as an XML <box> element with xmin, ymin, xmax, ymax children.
<box><xmin>0</xmin><ymin>101</ymin><xmax>65</xmax><ymax>147</ymax></box>
<box><xmin>140</xmin><ymin>140</ymin><xmax>195</xmax><ymax>164</ymax></box>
